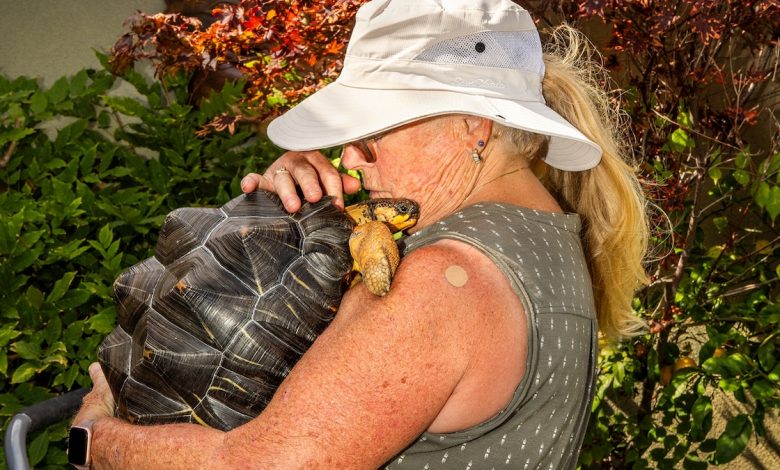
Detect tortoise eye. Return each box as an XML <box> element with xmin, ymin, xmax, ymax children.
<box><xmin>397</xmin><ymin>203</ymin><xmax>409</xmax><ymax>213</ymax></box>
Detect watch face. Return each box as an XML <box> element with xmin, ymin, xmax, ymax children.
<box><xmin>68</xmin><ymin>427</ymin><xmax>89</xmax><ymax>465</ymax></box>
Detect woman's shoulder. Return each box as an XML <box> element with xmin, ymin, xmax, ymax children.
<box><xmin>337</xmin><ymin>238</ymin><xmax>524</xmax><ymax>353</ymax></box>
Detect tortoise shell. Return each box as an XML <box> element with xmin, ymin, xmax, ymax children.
<box><xmin>98</xmin><ymin>191</ymin><xmax>357</xmax><ymax>431</ymax></box>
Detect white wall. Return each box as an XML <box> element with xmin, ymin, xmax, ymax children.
<box><xmin>0</xmin><ymin>0</ymin><xmax>164</xmax><ymax>84</ymax></box>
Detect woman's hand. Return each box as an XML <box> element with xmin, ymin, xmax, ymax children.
<box><xmin>72</xmin><ymin>363</ymin><xmax>115</xmax><ymax>424</ymax></box>
<box><xmin>240</xmin><ymin>150</ymin><xmax>361</xmax><ymax>212</ymax></box>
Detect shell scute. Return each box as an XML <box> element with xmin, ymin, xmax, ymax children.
<box><xmin>222</xmin><ymin>321</ymin><xmax>299</xmax><ymax>379</ymax></box>
<box><xmin>153</xmin><ymin>251</ymin><xmax>257</xmax><ymax>350</ymax></box>
<box><xmin>252</xmin><ymin>286</ymin><xmax>329</xmax><ymax>341</ymax></box>
<box><xmin>211</xmin><ymin>366</ymin><xmax>277</xmax><ymax>410</ymax></box>
<box><xmin>206</xmin><ymin>217</ymin><xmax>302</xmax><ymax>295</ymax></box>
<box><xmin>301</xmin><ymin>226</ymin><xmax>355</xmax><ymax>271</ymax></box>
<box><xmin>98</xmin><ymin>327</ymin><xmax>132</xmax><ymax>401</ymax></box>
<box><xmin>156</xmin><ymin>208</ymin><xmax>225</xmax><ymax>266</ymax></box>
<box><xmin>220</xmin><ymin>190</ymin><xmax>287</xmax><ymax>218</ymax></box>
<box><xmin>113</xmin><ymin>257</ymin><xmax>164</xmax><ymax>332</ymax></box>
<box><xmin>135</xmin><ymin>310</ymin><xmax>222</xmax><ymax>407</ymax></box>
<box><xmin>193</xmin><ymin>396</ymin><xmax>252</xmax><ymax>431</ymax></box>
<box><xmin>119</xmin><ymin>378</ymin><xmax>192</xmax><ymax>425</ymax></box>
<box><xmin>282</xmin><ymin>256</ymin><xmax>344</xmax><ymax>311</ymax></box>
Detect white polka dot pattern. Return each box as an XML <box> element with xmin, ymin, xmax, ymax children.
<box><xmin>386</xmin><ymin>203</ymin><xmax>598</xmax><ymax>470</ymax></box>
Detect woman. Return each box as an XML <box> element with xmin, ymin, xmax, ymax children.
<box><xmin>72</xmin><ymin>0</ymin><xmax>648</xmax><ymax>468</ymax></box>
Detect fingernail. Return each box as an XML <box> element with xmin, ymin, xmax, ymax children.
<box><xmin>240</xmin><ymin>177</ymin><xmax>251</xmax><ymax>190</ymax></box>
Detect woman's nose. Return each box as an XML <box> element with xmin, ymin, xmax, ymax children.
<box><xmin>341</xmin><ymin>143</ymin><xmax>368</xmax><ymax>170</ymax></box>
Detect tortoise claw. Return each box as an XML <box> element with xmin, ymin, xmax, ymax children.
<box><xmin>349</xmin><ymin>221</ymin><xmax>400</xmax><ymax>297</ymax></box>
<box><xmin>362</xmin><ymin>256</ymin><xmax>393</xmax><ymax>296</ymax></box>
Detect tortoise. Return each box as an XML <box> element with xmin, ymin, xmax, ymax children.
<box><xmin>98</xmin><ymin>190</ymin><xmax>418</xmax><ymax>431</ymax></box>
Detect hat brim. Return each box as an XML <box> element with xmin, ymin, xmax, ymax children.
<box><xmin>267</xmin><ymin>82</ymin><xmax>602</xmax><ymax>171</ymax></box>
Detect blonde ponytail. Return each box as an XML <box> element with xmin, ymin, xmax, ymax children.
<box><xmin>499</xmin><ymin>25</ymin><xmax>649</xmax><ymax>341</ymax></box>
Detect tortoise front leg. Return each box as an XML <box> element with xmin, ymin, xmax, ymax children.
<box><xmin>348</xmin><ymin>221</ymin><xmax>400</xmax><ymax>297</ymax></box>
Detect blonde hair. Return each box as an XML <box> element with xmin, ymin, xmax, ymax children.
<box><xmin>497</xmin><ymin>25</ymin><xmax>649</xmax><ymax>342</ymax></box>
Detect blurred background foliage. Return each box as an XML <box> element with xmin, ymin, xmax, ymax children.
<box><xmin>1</xmin><ymin>0</ymin><xmax>779</xmax><ymax>468</ymax></box>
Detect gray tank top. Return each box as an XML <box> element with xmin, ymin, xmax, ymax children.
<box><xmin>384</xmin><ymin>202</ymin><xmax>598</xmax><ymax>470</ymax></box>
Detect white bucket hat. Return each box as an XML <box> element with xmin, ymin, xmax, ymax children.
<box><xmin>267</xmin><ymin>0</ymin><xmax>602</xmax><ymax>171</ymax></box>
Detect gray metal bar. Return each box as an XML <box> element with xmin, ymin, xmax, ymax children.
<box><xmin>4</xmin><ymin>388</ymin><xmax>89</xmax><ymax>470</ymax></box>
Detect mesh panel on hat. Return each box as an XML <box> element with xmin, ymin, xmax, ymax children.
<box><xmin>413</xmin><ymin>31</ymin><xmax>544</xmax><ymax>74</ymax></box>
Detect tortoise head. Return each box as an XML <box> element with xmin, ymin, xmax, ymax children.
<box><xmin>345</xmin><ymin>198</ymin><xmax>420</xmax><ymax>232</ymax></box>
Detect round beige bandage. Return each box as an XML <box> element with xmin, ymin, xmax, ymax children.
<box><xmin>444</xmin><ymin>265</ymin><xmax>468</xmax><ymax>287</ymax></box>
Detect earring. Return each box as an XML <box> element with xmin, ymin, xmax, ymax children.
<box><xmin>471</xmin><ymin>140</ymin><xmax>486</xmax><ymax>165</ymax></box>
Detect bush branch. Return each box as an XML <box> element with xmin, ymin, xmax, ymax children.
<box><xmin>0</xmin><ymin>118</ymin><xmax>22</xmax><ymax>169</ymax></box>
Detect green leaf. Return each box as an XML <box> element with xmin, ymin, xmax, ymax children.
<box><xmin>714</xmin><ymin>414</ymin><xmax>752</xmax><ymax>464</ymax></box>
<box><xmin>30</xmin><ymin>91</ymin><xmax>48</xmax><ymax>114</ymax></box>
<box><xmin>104</xmin><ymin>96</ymin><xmax>146</xmax><ymax>116</ymax></box>
<box><xmin>769</xmin><ymin>363</ymin><xmax>780</xmax><ymax>382</ymax></box>
<box><xmin>677</xmin><ymin>110</ymin><xmax>694</xmax><ymax>128</ymax></box>
<box><xmin>11</xmin><ymin>340</ymin><xmax>41</xmax><ymax>360</ymax></box>
<box><xmin>161</xmin><ymin>148</ymin><xmax>187</xmax><ymax>167</ymax></box>
<box><xmin>766</xmin><ymin>186</ymin><xmax>780</xmax><ymax>222</ymax></box>
<box><xmin>750</xmin><ymin>380</ymin><xmax>777</xmax><ymax>401</ymax></box>
<box><xmin>47</xmin><ymin>272</ymin><xmax>77</xmax><ymax>303</ymax></box>
<box><xmin>70</xmin><ymin>69</ymin><xmax>88</xmax><ymax>96</ymax></box>
<box><xmin>0</xmin><ymin>126</ymin><xmax>35</xmax><ymax>148</ymax></box>
<box><xmin>98</xmin><ymin>224</ymin><xmax>112</xmax><ymax>248</ymax></box>
<box><xmin>755</xmin><ymin>182</ymin><xmax>771</xmax><ymax>209</ymax></box>
<box><xmin>43</xmin><ymin>316</ymin><xmax>63</xmax><ymax>345</ymax></box>
<box><xmin>736</xmin><ymin>149</ymin><xmax>750</xmax><ymax>169</ymax></box>
<box><xmin>690</xmin><ymin>395</ymin><xmax>713</xmax><ymax>442</ymax></box>
<box><xmin>11</xmin><ymin>362</ymin><xmax>38</xmax><ymax>384</ymax></box>
<box><xmin>706</xmin><ymin>245</ymin><xmax>725</xmax><ymax>259</ymax></box>
<box><xmin>767</xmin><ymin>151</ymin><xmax>780</xmax><ymax>175</ymax></box>
<box><xmin>669</xmin><ymin>128</ymin><xmax>694</xmax><ymax>152</ymax></box>
<box><xmin>26</xmin><ymin>286</ymin><xmax>45</xmax><ymax>309</ymax></box>
<box><xmin>28</xmin><ymin>430</ymin><xmax>49</xmax><ymax>466</ymax></box>
<box><xmin>0</xmin><ymin>324</ymin><xmax>21</xmax><ymax>348</ymax></box>
<box><xmin>48</xmin><ymin>77</ymin><xmax>69</xmax><ymax>104</ymax></box>
<box><xmin>708</xmin><ymin>166</ymin><xmax>722</xmax><ymax>185</ymax></box>
<box><xmin>758</xmin><ymin>341</ymin><xmax>777</xmax><ymax>372</ymax></box>
<box><xmin>0</xmin><ymin>351</ymin><xmax>7</xmax><ymax>376</ymax></box>
<box><xmin>733</xmin><ymin>169</ymin><xmax>751</xmax><ymax>186</ymax></box>
<box><xmin>55</xmin><ymin>364</ymin><xmax>80</xmax><ymax>389</ymax></box>
<box><xmin>682</xmin><ymin>455</ymin><xmax>708</xmax><ymax>470</ymax></box>
<box><xmin>97</xmin><ymin>110</ymin><xmax>111</xmax><ymax>128</ymax></box>
<box><xmin>59</xmin><ymin>289</ymin><xmax>92</xmax><ymax>309</ymax></box>
<box><xmin>87</xmin><ymin>311</ymin><xmax>116</xmax><ymax>334</ymax></box>
<box><xmin>703</xmin><ymin>356</ymin><xmax>741</xmax><ymax>377</ymax></box>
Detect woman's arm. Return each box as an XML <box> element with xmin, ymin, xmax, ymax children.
<box><xmin>76</xmin><ymin>242</ymin><xmax>507</xmax><ymax>469</ymax></box>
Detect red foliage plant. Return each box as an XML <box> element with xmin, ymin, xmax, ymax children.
<box><xmin>110</xmin><ymin>0</ymin><xmax>368</xmax><ymax>131</ymax></box>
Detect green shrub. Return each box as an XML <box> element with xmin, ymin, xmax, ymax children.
<box><xmin>0</xmin><ymin>55</ymin><xmax>277</xmax><ymax>467</ymax></box>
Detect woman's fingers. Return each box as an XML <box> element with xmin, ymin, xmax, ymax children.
<box><xmin>271</xmin><ymin>165</ymin><xmax>306</xmax><ymax>213</ymax></box>
<box><xmin>242</xmin><ymin>150</ymin><xmax>358</xmax><ymax>212</ymax></box>
<box><xmin>341</xmin><ymin>173</ymin><xmax>362</xmax><ymax>195</ymax></box>
<box><xmin>88</xmin><ymin>362</ymin><xmax>115</xmax><ymax>412</ymax></box>
<box><xmin>72</xmin><ymin>363</ymin><xmax>116</xmax><ymax>424</ymax></box>
<box><xmin>240</xmin><ymin>172</ymin><xmax>270</xmax><ymax>193</ymax></box>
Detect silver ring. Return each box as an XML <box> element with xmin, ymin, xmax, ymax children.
<box><xmin>274</xmin><ymin>168</ymin><xmax>290</xmax><ymax>176</ymax></box>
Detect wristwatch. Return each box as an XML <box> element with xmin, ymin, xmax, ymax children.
<box><xmin>67</xmin><ymin>419</ymin><xmax>95</xmax><ymax>469</ymax></box>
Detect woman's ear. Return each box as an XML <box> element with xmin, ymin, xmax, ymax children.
<box><xmin>463</xmin><ymin>115</ymin><xmax>493</xmax><ymax>145</ymax></box>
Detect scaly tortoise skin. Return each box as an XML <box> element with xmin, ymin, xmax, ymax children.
<box><xmin>98</xmin><ymin>191</ymin><xmax>418</xmax><ymax>431</ymax></box>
